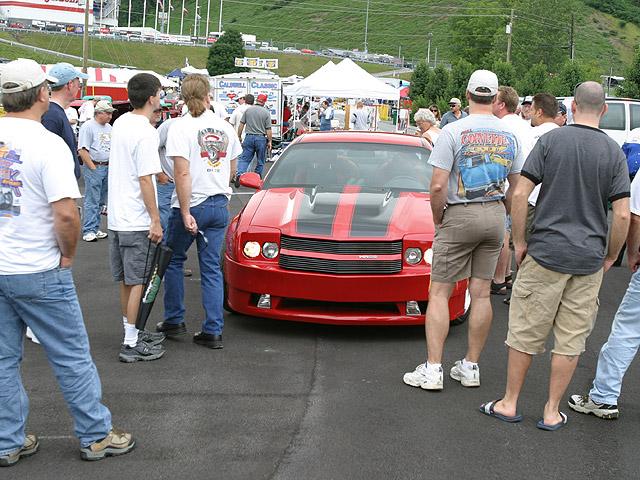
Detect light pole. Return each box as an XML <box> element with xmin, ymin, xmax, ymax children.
<box><xmin>363</xmin><ymin>0</ymin><xmax>369</xmax><ymax>53</ymax></box>
<box><xmin>218</xmin><ymin>0</ymin><xmax>223</xmax><ymax>33</ymax></box>
<box><xmin>427</xmin><ymin>32</ymin><xmax>432</xmax><ymax>67</ymax></box>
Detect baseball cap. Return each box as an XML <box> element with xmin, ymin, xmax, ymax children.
<box><xmin>522</xmin><ymin>95</ymin><xmax>533</xmax><ymax>105</ymax></box>
<box><xmin>466</xmin><ymin>69</ymin><xmax>499</xmax><ymax>97</ymax></box>
<box><xmin>95</xmin><ymin>99</ymin><xmax>115</xmax><ymax>113</ymax></box>
<box><xmin>557</xmin><ymin>103</ymin><xmax>567</xmax><ymax>115</ymax></box>
<box><xmin>256</xmin><ymin>93</ymin><xmax>268</xmax><ymax>104</ymax></box>
<box><xmin>49</xmin><ymin>62</ymin><xmax>89</xmax><ymax>87</ymax></box>
<box><xmin>1</xmin><ymin>58</ymin><xmax>58</xmax><ymax>94</ymax></box>
<box><xmin>449</xmin><ymin>97</ymin><xmax>462</xmax><ymax>105</ymax></box>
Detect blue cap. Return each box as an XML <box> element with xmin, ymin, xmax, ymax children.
<box><xmin>49</xmin><ymin>62</ymin><xmax>89</xmax><ymax>87</ymax></box>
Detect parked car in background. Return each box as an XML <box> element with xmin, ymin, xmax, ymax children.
<box><xmin>283</xmin><ymin>47</ymin><xmax>301</xmax><ymax>54</ymax></box>
<box><xmin>300</xmin><ymin>49</ymin><xmax>316</xmax><ymax>55</ymax></box>
<box><xmin>8</xmin><ymin>22</ymin><xmax>24</xmax><ymax>29</ymax></box>
<box><xmin>224</xmin><ymin>131</ymin><xmax>469</xmax><ymax>325</ymax></box>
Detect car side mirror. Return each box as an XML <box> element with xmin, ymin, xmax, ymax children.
<box><xmin>240</xmin><ymin>172</ymin><xmax>262</xmax><ymax>190</ymax></box>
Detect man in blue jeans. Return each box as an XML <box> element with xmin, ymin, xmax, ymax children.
<box><xmin>236</xmin><ymin>93</ymin><xmax>272</xmax><ymax>182</ymax></box>
<box><xmin>157</xmin><ymin>74</ymin><xmax>242</xmax><ymax>349</ymax></box>
<box><xmin>569</xmin><ymin>174</ymin><xmax>640</xmax><ymax>420</ymax></box>
<box><xmin>0</xmin><ymin>59</ymin><xmax>133</xmax><ymax>467</ymax></box>
<box><xmin>79</xmin><ymin>100</ymin><xmax>115</xmax><ymax>242</ymax></box>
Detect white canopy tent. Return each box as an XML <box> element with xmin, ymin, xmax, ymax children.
<box><xmin>283</xmin><ymin>58</ymin><xmax>399</xmax><ymax>101</ymax></box>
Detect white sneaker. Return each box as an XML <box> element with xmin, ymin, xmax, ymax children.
<box><xmin>95</xmin><ymin>230</ymin><xmax>108</xmax><ymax>239</ymax></box>
<box><xmin>403</xmin><ymin>363</ymin><xmax>443</xmax><ymax>390</ymax></box>
<box><xmin>26</xmin><ymin>327</ymin><xmax>40</xmax><ymax>345</ymax></box>
<box><xmin>82</xmin><ymin>232</ymin><xmax>97</xmax><ymax>242</ymax></box>
<box><xmin>450</xmin><ymin>359</ymin><xmax>480</xmax><ymax>387</ymax></box>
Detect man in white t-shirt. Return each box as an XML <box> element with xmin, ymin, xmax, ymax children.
<box><xmin>107</xmin><ymin>73</ymin><xmax>166</xmax><ymax>363</ymax></box>
<box><xmin>0</xmin><ymin>59</ymin><xmax>134</xmax><ymax>466</ymax></box>
<box><xmin>350</xmin><ymin>100</ymin><xmax>371</xmax><ymax>131</ymax></box>
<box><xmin>228</xmin><ymin>95</ymin><xmax>249</xmax><ymax>139</ymax></box>
<box><xmin>78</xmin><ymin>98</ymin><xmax>97</xmax><ymax>124</ymax></box>
<box><xmin>156</xmin><ymin>74</ymin><xmax>242</xmax><ymax>349</ymax></box>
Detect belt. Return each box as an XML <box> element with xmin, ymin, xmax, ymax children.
<box><xmin>246</xmin><ymin>133</ymin><xmax>266</xmax><ymax>136</ymax></box>
<box><xmin>93</xmin><ymin>160</ymin><xmax>109</xmax><ymax>166</ymax></box>
<box><xmin>447</xmin><ymin>199</ymin><xmax>503</xmax><ymax>207</ymax></box>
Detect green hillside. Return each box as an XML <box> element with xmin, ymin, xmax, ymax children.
<box><xmin>0</xmin><ymin>31</ymin><xmax>395</xmax><ymax>76</ymax></box>
<box><xmin>121</xmin><ymin>0</ymin><xmax>640</xmax><ymax>74</ymax></box>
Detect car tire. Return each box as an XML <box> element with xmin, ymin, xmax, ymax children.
<box><xmin>221</xmin><ymin>260</ymin><xmax>236</xmax><ymax>314</ymax></box>
<box><xmin>450</xmin><ymin>308</ymin><xmax>469</xmax><ymax>326</ymax></box>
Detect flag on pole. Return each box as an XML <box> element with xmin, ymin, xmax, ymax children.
<box><xmin>183</xmin><ymin>7</ymin><xmax>188</xmax><ymax>13</ymax></box>
<box><xmin>158</xmin><ymin>0</ymin><xmax>164</xmax><ymax>10</ymax></box>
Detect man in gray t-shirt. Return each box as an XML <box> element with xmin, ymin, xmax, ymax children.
<box><xmin>78</xmin><ymin>100</ymin><xmax>114</xmax><ymax>241</ymax></box>
<box><xmin>236</xmin><ymin>93</ymin><xmax>272</xmax><ymax>180</ymax></box>
<box><xmin>484</xmin><ymin>82</ymin><xmax>631</xmax><ymax>431</ymax></box>
<box><xmin>403</xmin><ymin>70</ymin><xmax>524</xmax><ymax>393</ymax></box>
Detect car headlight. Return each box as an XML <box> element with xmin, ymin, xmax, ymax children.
<box><xmin>404</xmin><ymin>247</ymin><xmax>422</xmax><ymax>265</ymax></box>
<box><xmin>243</xmin><ymin>241</ymin><xmax>261</xmax><ymax>258</ymax></box>
<box><xmin>262</xmin><ymin>242</ymin><xmax>279</xmax><ymax>259</ymax></box>
<box><xmin>424</xmin><ymin>248</ymin><xmax>433</xmax><ymax>265</ymax></box>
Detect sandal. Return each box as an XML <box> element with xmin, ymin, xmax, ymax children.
<box><xmin>491</xmin><ymin>281</ymin><xmax>508</xmax><ymax>295</ymax></box>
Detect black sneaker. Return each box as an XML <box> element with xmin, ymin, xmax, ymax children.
<box><xmin>193</xmin><ymin>332</ymin><xmax>223</xmax><ymax>349</ymax></box>
<box><xmin>156</xmin><ymin>321</ymin><xmax>187</xmax><ymax>336</ymax></box>
<box><xmin>0</xmin><ymin>435</ymin><xmax>39</xmax><ymax>467</ymax></box>
<box><xmin>118</xmin><ymin>341</ymin><xmax>165</xmax><ymax>363</ymax></box>
<box><xmin>137</xmin><ymin>330</ymin><xmax>165</xmax><ymax>346</ymax></box>
<box><xmin>568</xmin><ymin>394</ymin><xmax>619</xmax><ymax>419</ymax></box>
<box><xmin>233</xmin><ymin>174</ymin><xmax>241</xmax><ymax>188</ymax></box>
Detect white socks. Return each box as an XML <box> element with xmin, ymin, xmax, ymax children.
<box><xmin>426</xmin><ymin>362</ymin><xmax>442</xmax><ymax>372</ymax></box>
<box><xmin>123</xmin><ymin>321</ymin><xmax>139</xmax><ymax>347</ymax></box>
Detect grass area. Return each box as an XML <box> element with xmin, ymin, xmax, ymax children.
<box><xmin>0</xmin><ymin>30</ymin><xmax>395</xmax><ymax>77</ymax></box>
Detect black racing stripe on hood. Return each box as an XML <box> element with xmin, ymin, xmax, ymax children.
<box><xmin>295</xmin><ymin>188</ymin><xmax>339</xmax><ymax>236</ymax></box>
<box><xmin>349</xmin><ymin>191</ymin><xmax>400</xmax><ymax>238</ymax></box>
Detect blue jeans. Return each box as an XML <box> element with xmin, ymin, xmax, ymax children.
<box><xmin>157</xmin><ymin>181</ymin><xmax>175</xmax><ymax>233</ymax></box>
<box><xmin>238</xmin><ymin>134</ymin><xmax>267</xmax><ymax>177</ymax></box>
<box><xmin>0</xmin><ymin>268</ymin><xmax>112</xmax><ymax>454</ymax></box>
<box><xmin>82</xmin><ymin>165</ymin><xmax>108</xmax><ymax>235</ymax></box>
<box><xmin>163</xmin><ymin>195</ymin><xmax>229</xmax><ymax>335</ymax></box>
<box><xmin>589</xmin><ymin>269</ymin><xmax>640</xmax><ymax>405</ymax></box>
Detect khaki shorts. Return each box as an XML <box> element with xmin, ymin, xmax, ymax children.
<box><xmin>506</xmin><ymin>255</ymin><xmax>602</xmax><ymax>356</ymax></box>
<box><xmin>430</xmin><ymin>201</ymin><xmax>505</xmax><ymax>283</ymax></box>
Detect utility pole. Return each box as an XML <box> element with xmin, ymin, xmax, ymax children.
<box><xmin>206</xmin><ymin>0</ymin><xmax>211</xmax><ymax>38</ymax></box>
<box><xmin>427</xmin><ymin>32</ymin><xmax>432</xmax><ymax>67</ymax></box>
<box><xmin>218</xmin><ymin>0</ymin><xmax>223</xmax><ymax>33</ymax></box>
<box><xmin>434</xmin><ymin>47</ymin><xmax>438</xmax><ymax>67</ymax></box>
<box><xmin>506</xmin><ymin>8</ymin><xmax>514</xmax><ymax>63</ymax></box>
<box><xmin>570</xmin><ymin>13</ymin><xmax>575</xmax><ymax>61</ymax></box>
<box><xmin>127</xmin><ymin>0</ymin><xmax>132</xmax><ymax>28</ymax></box>
<box><xmin>363</xmin><ymin>0</ymin><xmax>369</xmax><ymax>53</ymax></box>
<box><xmin>82</xmin><ymin>0</ymin><xmax>89</xmax><ymax>97</ymax></box>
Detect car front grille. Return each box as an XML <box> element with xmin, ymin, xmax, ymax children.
<box><xmin>279</xmin><ymin>236</ymin><xmax>402</xmax><ymax>274</ymax></box>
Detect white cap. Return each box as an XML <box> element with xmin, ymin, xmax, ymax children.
<box><xmin>449</xmin><ymin>97</ymin><xmax>462</xmax><ymax>105</ymax></box>
<box><xmin>94</xmin><ymin>99</ymin><xmax>115</xmax><ymax>112</ymax></box>
<box><xmin>1</xmin><ymin>59</ymin><xmax>58</xmax><ymax>94</ymax></box>
<box><xmin>467</xmin><ymin>69</ymin><xmax>499</xmax><ymax>97</ymax></box>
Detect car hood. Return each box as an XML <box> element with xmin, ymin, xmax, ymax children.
<box><xmin>248</xmin><ymin>187</ymin><xmax>434</xmax><ymax>239</ymax></box>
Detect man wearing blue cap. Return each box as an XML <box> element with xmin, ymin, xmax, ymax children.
<box><xmin>42</xmin><ymin>62</ymin><xmax>89</xmax><ymax>179</ymax></box>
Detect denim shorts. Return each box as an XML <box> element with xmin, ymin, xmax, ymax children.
<box><xmin>109</xmin><ymin>230</ymin><xmax>156</xmax><ymax>285</ymax></box>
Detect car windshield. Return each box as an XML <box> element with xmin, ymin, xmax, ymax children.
<box><xmin>263</xmin><ymin>141</ymin><xmax>433</xmax><ymax>192</ymax></box>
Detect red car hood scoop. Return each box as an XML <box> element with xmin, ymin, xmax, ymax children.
<box><xmin>251</xmin><ymin>186</ymin><xmax>432</xmax><ymax>240</ymax></box>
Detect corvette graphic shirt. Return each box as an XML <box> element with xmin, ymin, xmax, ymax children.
<box><xmin>166</xmin><ymin>109</ymin><xmax>242</xmax><ymax>207</ymax></box>
<box><xmin>429</xmin><ymin>114</ymin><xmax>525</xmax><ymax>204</ymax></box>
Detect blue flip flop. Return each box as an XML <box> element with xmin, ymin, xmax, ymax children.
<box><xmin>479</xmin><ymin>399</ymin><xmax>523</xmax><ymax>423</ymax></box>
<box><xmin>536</xmin><ymin>412</ymin><xmax>568</xmax><ymax>431</ymax></box>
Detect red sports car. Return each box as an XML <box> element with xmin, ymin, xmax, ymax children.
<box><xmin>224</xmin><ymin>131</ymin><xmax>469</xmax><ymax>325</ymax></box>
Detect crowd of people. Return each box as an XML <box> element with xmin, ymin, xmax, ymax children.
<box><xmin>1</xmin><ymin>56</ymin><xmax>640</xmax><ymax>467</ymax></box>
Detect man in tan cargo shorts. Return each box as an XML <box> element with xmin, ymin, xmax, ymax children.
<box><xmin>403</xmin><ymin>70</ymin><xmax>524</xmax><ymax>391</ymax></box>
<box><xmin>481</xmin><ymin>82</ymin><xmax>631</xmax><ymax>431</ymax></box>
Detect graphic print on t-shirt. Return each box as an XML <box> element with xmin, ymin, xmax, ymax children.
<box><xmin>98</xmin><ymin>132</ymin><xmax>111</xmax><ymax>153</ymax></box>
<box><xmin>198</xmin><ymin>127</ymin><xmax>229</xmax><ymax>170</ymax></box>
<box><xmin>457</xmin><ymin>128</ymin><xmax>516</xmax><ymax>200</ymax></box>
<box><xmin>0</xmin><ymin>142</ymin><xmax>23</xmax><ymax>218</ymax></box>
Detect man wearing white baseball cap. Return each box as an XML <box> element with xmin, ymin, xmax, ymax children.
<box><xmin>403</xmin><ymin>69</ymin><xmax>525</xmax><ymax>392</ymax></box>
<box><xmin>439</xmin><ymin>96</ymin><xmax>468</xmax><ymax>128</ymax></box>
<box><xmin>0</xmin><ymin>59</ymin><xmax>134</xmax><ymax>466</ymax></box>
<box><xmin>42</xmin><ymin>62</ymin><xmax>89</xmax><ymax>179</ymax></box>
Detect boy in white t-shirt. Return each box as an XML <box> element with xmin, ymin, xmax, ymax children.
<box><xmin>107</xmin><ymin>73</ymin><xmax>166</xmax><ymax>363</ymax></box>
<box><xmin>0</xmin><ymin>58</ymin><xmax>134</xmax><ymax>465</ymax></box>
<box><xmin>157</xmin><ymin>74</ymin><xmax>242</xmax><ymax>349</ymax></box>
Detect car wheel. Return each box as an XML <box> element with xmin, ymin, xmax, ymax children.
<box><xmin>450</xmin><ymin>308</ymin><xmax>469</xmax><ymax>326</ymax></box>
<box><xmin>221</xmin><ymin>260</ymin><xmax>236</xmax><ymax>314</ymax></box>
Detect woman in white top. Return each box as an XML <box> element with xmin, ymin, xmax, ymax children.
<box><xmin>414</xmin><ymin>108</ymin><xmax>441</xmax><ymax>146</ymax></box>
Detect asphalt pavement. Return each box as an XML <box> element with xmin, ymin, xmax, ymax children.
<box><xmin>4</xmin><ymin>190</ymin><xmax>640</xmax><ymax>479</ymax></box>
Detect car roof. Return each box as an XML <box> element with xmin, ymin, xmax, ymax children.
<box><xmin>294</xmin><ymin>131</ymin><xmax>430</xmax><ymax>148</ymax></box>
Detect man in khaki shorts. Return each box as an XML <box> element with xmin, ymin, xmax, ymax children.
<box><xmin>403</xmin><ymin>70</ymin><xmax>524</xmax><ymax>391</ymax></box>
<box><xmin>481</xmin><ymin>82</ymin><xmax>630</xmax><ymax>430</ymax></box>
